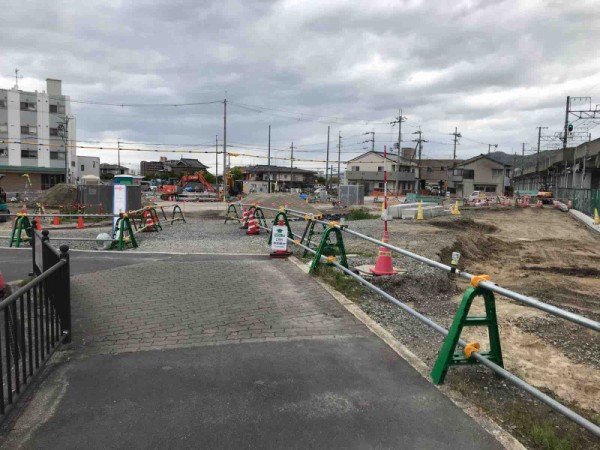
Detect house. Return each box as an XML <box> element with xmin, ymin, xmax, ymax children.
<box><xmin>100</xmin><ymin>163</ymin><xmax>129</xmax><ymax>176</ymax></box>
<box><xmin>0</xmin><ymin>78</ymin><xmax>76</xmax><ymax>191</ymax></box>
<box><xmin>74</xmin><ymin>156</ymin><xmax>100</xmax><ymax>183</ymax></box>
<box><xmin>240</xmin><ymin>165</ymin><xmax>316</xmax><ymax>190</ymax></box>
<box><xmin>452</xmin><ymin>154</ymin><xmax>512</xmax><ymax>197</ymax></box>
<box><xmin>420</xmin><ymin>159</ymin><xmax>463</xmax><ymax>192</ymax></box>
<box><xmin>140</xmin><ymin>156</ymin><xmax>208</xmax><ymax>177</ymax></box>
<box><xmin>345</xmin><ymin>149</ymin><xmax>417</xmax><ymax>194</ymax></box>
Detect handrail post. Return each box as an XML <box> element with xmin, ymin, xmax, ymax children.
<box><xmin>59</xmin><ymin>245</ymin><xmax>71</xmax><ymax>343</ymax></box>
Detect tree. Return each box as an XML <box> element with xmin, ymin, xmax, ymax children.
<box><xmin>100</xmin><ymin>173</ymin><xmax>114</xmax><ymax>181</ymax></box>
<box><xmin>202</xmin><ymin>170</ymin><xmax>216</xmax><ymax>184</ymax></box>
<box><xmin>230</xmin><ymin>167</ymin><xmax>243</xmax><ymax>181</ymax></box>
<box><xmin>315</xmin><ymin>176</ymin><xmax>326</xmax><ymax>184</ymax></box>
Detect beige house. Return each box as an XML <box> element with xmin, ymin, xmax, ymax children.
<box><xmin>345</xmin><ymin>150</ymin><xmax>417</xmax><ymax>194</ymax></box>
<box><xmin>452</xmin><ymin>154</ymin><xmax>512</xmax><ymax>197</ymax></box>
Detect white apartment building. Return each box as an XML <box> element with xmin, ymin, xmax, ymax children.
<box><xmin>0</xmin><ymin>78</ymin><xmax>76</xmax><ymax>192</ymax></box>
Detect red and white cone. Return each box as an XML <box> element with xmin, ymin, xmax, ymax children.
<box><xmin>240</xmin><ymin>208</ymin><xmax>249</xmax><ymax>229</ymax></box>
<box><xmin>246</xmin><ymin>212</ymin><xmax>260</xmax><ymax>235</ymax></box>
<box><xmin>553</xmin><ymin>200</ymin><xmax>559</xmax><ymax>209</ymax></box>
<box><xmin>142</xmin><ymin>210</ymin><xmax>155</xmax><ymax>232</ymax></box>
<box><xmin>370</xmin><ymin>230</ymin><xmax>397</xmax><ymax>276</ymax></box>
<box><xmin>77</xmin><ymin>216</ymin><xmax>85</xmax><ymax>229</ymax></box>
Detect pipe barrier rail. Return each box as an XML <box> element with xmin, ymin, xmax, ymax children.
<box><xmin>234</xmin><ymin>202</ymin><xmax>600</xmax><ymax>438</ymax></box>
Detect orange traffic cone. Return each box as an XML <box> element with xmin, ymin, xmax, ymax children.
<box><xmin>240</xmin><ymin>208</ymin><xmax>249</xmax><ymax>229</ymax></box>
<box><xmin>53</xmin><ymin>216</ymin><xmax>60</xmax><ymax>225</ymax></box>
<box><xmin>370</xmin><ymin>230</ymin><xmax>396</xmax><ymax>276</ymax></box>
<box><xmin>77</xmin><ymin>216</ymin><xmax>85</xmax><ymax>229</ymax></box>
<box><xmin>36</xmin><ymin>217</ymin><xmax>42</xmax><ymax>231</ymax></box>
<box><xmin>246</xmin><ymin>212</ymin><xmax>260</xmax><ymax>235</ymax></box>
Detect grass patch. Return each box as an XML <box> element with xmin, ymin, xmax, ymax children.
<box><xmin>346</xmin><ymin>208</ymin><xmax>379</xmax><ymax>221</ymax></box>
<box><xmin>312</xmin><ymin>265</ymin><xmax>366</xmax><ymax>302</ymax></box>
<box><xmin>530</xmin><ymin>423</ymin><xmax>572</xmax><ymax>450</ymax></box>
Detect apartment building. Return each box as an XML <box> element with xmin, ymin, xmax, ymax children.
<box><xmin>0</xmin><ymin>79</ymin><xmax>76</xmax><ymax>191</ymax></box>
<box><xmin>345</xmin><ymin>150</ymin><xmax>417</xmax><ymax>194</ymax></box>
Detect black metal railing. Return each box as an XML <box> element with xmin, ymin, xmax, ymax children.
<box><xmin>0</xmin><ymin>224</ymin><xmax>71</xmax><ymax>418</ymax></box>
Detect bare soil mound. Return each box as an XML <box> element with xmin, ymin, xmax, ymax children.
<box><xmin>34</xmin><ymin>183</ymin><xmax>77</xmax><ymax>207</ymax></box>
<box><xmin>243</xmin><ymin>193</ymin><xmax>323</xmax><ymax>216</ymax></box>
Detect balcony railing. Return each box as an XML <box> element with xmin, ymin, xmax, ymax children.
<box><xmin>346</xmin><ymin>171</ymin><xmax>416</xmax><ymax>182</ymax></box>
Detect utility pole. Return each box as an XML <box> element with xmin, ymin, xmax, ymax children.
<box><xmin>521</xmin><ymin>142</ymin><xmax>525</xmax><ymax>177</ymax></box>
<box><xmin>267</xmin><ymin>125</ymin><xmax>271</xmax><ymax>193</ymax></box>
<box><xmin>215</xmin><ymin>135</ymin><xmax>218</xmax><ymax>190</ymax></box>
<box><xmin>290</xmin><ymin>142</ymin><xmax>294</xmax><ymax>191</ymax></box>
<box><xmin>325</xmin><ymin>125</ymin><xmax>330</xmax><ymax>190</ymax></box>
<box><xmin>562</xmin><ymin>96</ymin><xmax>570</xmax><ymax>150</ymax></box>
<box><xmin>451</xmin><ymin>127</ymin><xmax>461</xmax><ymax>166</ymax></box>
<box><xmin>117</xmin><ymin>140</ymin><xmax>121</xmax><ymax>175</ymax></box>
<box><xmin>337</xmin><ymin>131</ymin><xmax>342</xmax><ymax>197</ymax></box>
<box><xmin>223</xmin><ymin>98</ymin><xmax>227</xmax><ymax>199</ymax></box>
<box><xmin>390</xmin><ymin>110</ymin><xmax>407</xmax><ymax>193</ymax></box>
<box><xmin>536</xmin><ymin>126</ymin><xmax>548</xmax><ymax>188</ymax></box>
<box><xmin>412</xmin><ymin>128</ymin><xmax>427</xmax><ymax>192</ymax></box>
<box><xmin>363</xmin><ymin>131</ymin><xmax>375</xmax><ymax>152</ymax></box>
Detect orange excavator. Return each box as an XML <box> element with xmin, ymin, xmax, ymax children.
<box><xmin>159</xmin><ymin>171</ymin><xmax>216</xmax><ymax>200</ymax></box>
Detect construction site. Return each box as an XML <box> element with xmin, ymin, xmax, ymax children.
<box><xmin>1</xmin><ymin>185</ymin><xmax>598</xmax><ymax>448</ymax></box>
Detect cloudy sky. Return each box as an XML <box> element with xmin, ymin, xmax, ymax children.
<box><xmin>2</xmin><ymin>0</ymin><xmax>599</xmax><ymax>173</ymax></box>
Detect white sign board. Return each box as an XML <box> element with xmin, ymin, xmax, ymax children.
<box><xmin>271</xmin><ymin>225</ymin><xmax>288</xmax><ymax>252</ymax></box>
<box><xmin>112</xmin><ymin>185</ymin><xmax>127</xmax><ymax>233</ymax></box>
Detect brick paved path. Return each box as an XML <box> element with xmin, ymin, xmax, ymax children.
<box><xmin>71</xmin><ymin>256</ymin><xmax>369</xmax><ymax>355</ymax></box>
<box><xmin>2</xmin><ymin>253</ymin><xmax>503</xmax><ymax>449</ymax></box>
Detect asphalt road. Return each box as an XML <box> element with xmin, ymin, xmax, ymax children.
<box><xmin>13</xmin><ymin>339</ymin><xmax>502</xmax><ymax>449</ymax></box>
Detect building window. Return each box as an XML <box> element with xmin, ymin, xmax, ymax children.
<box><xmin>463</xmin><ymin>169</ymin><xmax>475</xmax><ymax>179</ymax></box>
<box><xmin>0</xmin><ymin>99</ymin><xmax>6</xmax><ymax>108</ymax></box>
<box><xmin>492</xmin><ymin>169</ymin><xmax>503</xmax><ymax>177</ymax></box>
<box><xmin>427</xmin><ymin>167</ymin><xmax>432</xmax><ymax>173</ymax></box>
<box><xmin>0</xmin><ymin>124</ymin><xmax>7</xmax><ymax>133</ymax></box>
<box><xmin>352</xmin><ymin>166</ymin><xmax>360</xmax><ymax>171</ymax></box>
<box><xmin>20</xmin><ymin>101</ymin><xmax>36</xmax><ymax>111</ymax></box>
<box><xmin>71</xmin><ymin>161</ymin><xmax>76</xmax><ymax>167</ymax></box>
<box><xmin>377</xmin><ymin>166</ymin><xmax>383</xmax><ymax>172</ymax></box>
<box><xmin>93</xmin><ymin>161</ymin><xmax>96</xmax><ymax>168</ymax></box>
<box><xmin>21</xmin><ymin>149</ymin><xmax>38</xmax><ymax>158</ymax></box>
<box><xmin>392</xmin><ymin>165</ymin><xmax>396</xmax><ymax>171</ymax></box>
<box><xmin>81</xmin><ymin>164</ymin><xmax>85</xmax><ymax>171</ymax></box>
<box><xmin>0</xmin><ymin>148</ymin><xmax>7</xmax><ymax>157</ymax></box>
<box><xmin>49</xmin><ymin>104</ymin><xmax>65</xmax><ymax>113</ymax></box>
<box><xmin>474</xmin><ymin>185</ymin><xmax>497</xmax><ymax>193</ymax></box>
<box><xmin>50</xmin><ymin>127</ymin><xmax>59</xmax><ymax>136</ymax></box>
<box><xmin>50</xmin><ymin>151</ymin><xmax>63</xmax><ymax>160</ymax></box>
<box><xmin>21</xmin><ymin>125</ymin><xmax>37</xmax><ymax>135</ymax></box>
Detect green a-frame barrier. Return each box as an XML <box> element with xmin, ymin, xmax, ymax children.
<box><xmin>431</xmin><ymin>286</ymin><xmax>503</xmax><ymax>384</ymax></box>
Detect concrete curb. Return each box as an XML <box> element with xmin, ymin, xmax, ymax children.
<box><xmin>569</xmin><ymin>209</ymin><xmax>600</xmax><ymax>237</ymax></box>
<box><xmin>288</xmin><ymin>256</ymin><xmax>525</xmax><ymax>450</ymax></box>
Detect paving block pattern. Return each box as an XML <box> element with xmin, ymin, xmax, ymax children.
<box><xmin>71</xmin><ymin>257</ymin><xmax>369</xmax><ymax>355</ymax></box>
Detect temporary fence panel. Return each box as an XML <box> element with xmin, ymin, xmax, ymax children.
<box><xmin>339</xmin><ymin>185</ymin><xmax>364</xmax><ymax>206</ymax></box>
<box><xmin>553</xmin><ymin>188</ymin><xmax>600</xmax><ymax>216</ymax></box>
<box><xmin>78</xmin><ymin>185</ymin><xmax>142</xmax><ymax>215</ymax></box>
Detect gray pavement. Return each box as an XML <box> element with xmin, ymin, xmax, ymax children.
<box><xmin>0</xmin><ymin>253</ymin><xmax>504</xmax><ymax>449</ymax></box>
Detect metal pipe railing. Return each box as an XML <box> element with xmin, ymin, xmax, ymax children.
<box><xmin>277</xmin><ymin>229</ymin><xmax>600</xmax><ymax>438</ymax></box>
<box><xmin>247</xmin><ymin>204</ymin><xmax>600</xmax><ymax>332</ymax></box>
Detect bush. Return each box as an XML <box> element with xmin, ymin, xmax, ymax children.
<box><xmin>346</xmin><ymin>208</ymin><xmax>378</xmax><ymax>221</ymax></box>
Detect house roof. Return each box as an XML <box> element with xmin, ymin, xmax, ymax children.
<box><xmin>241</xmin><ymin>165</ymin><xmax>317</xmax><ymax>174</ymax></box>
<box><xmin>164</xmin><ymin>158</ymin><xmax>208</xmax><ymax>169</ymax></box>
<box><xmin>456</xmin><ymin>154</ymin><xmax>511</xmax><ymax>167</ymax></box>
<box><xmin>346</xmin><ymin>150</ymin><xmax>417</xmax><ymax>166</ymax></box>
<box><xmin>420</xmin><ymin>159</ymin><xmax>463</xmax><ymax>167</ymax></box>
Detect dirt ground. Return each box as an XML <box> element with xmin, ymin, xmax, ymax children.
<box><xmin>297</xmin><ymin>206</ymin><xmax>600</xmax><ymax>449</ymax></box>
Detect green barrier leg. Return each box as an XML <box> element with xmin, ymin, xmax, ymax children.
<box><xmin>268</xmin><ymin>211</ymin><xmax>293</xmax><ymax>244</ymax></box>
<box><xmin>115</xmin><ymin>215</ymin><xmax>138</xmax><ymax>250</ymax></box>
<box><xmin>309</xmin><ymin>227</ymin><xmax>348</xmax><ymax>274</ymax></box>
<box><xmin>431</xmin><ymin>287</ymin><xmax>503</xmax><ymax>385</ymax></box>
<box><xmin>254</xmin><ymin>207</ymin><xmax>268</xmax><ymax>229</ymax></box>
<box><xmin>302</xmin><ymin>221</ymin><xmax>324</xmax><ymax>258</ymax></box>
<box><xmin>10</xmin><ymin>216</ymin><xmax>31</xmax><ymax>248</ymax></box>
<box><xmin>224</xmin><ymin>204</ymin><xmax>239</xmax><ymax>224</ymax></box>
<box><xmin>171</xmin><ymin>205</ymin><xmax>186</xmax><ymax>224</ymax></box>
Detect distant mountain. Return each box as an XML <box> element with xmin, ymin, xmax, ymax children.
<box><xmin>488</xmin><ymin>149</ymin><xmax>562</xmax><ymax>170</ymax></box>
